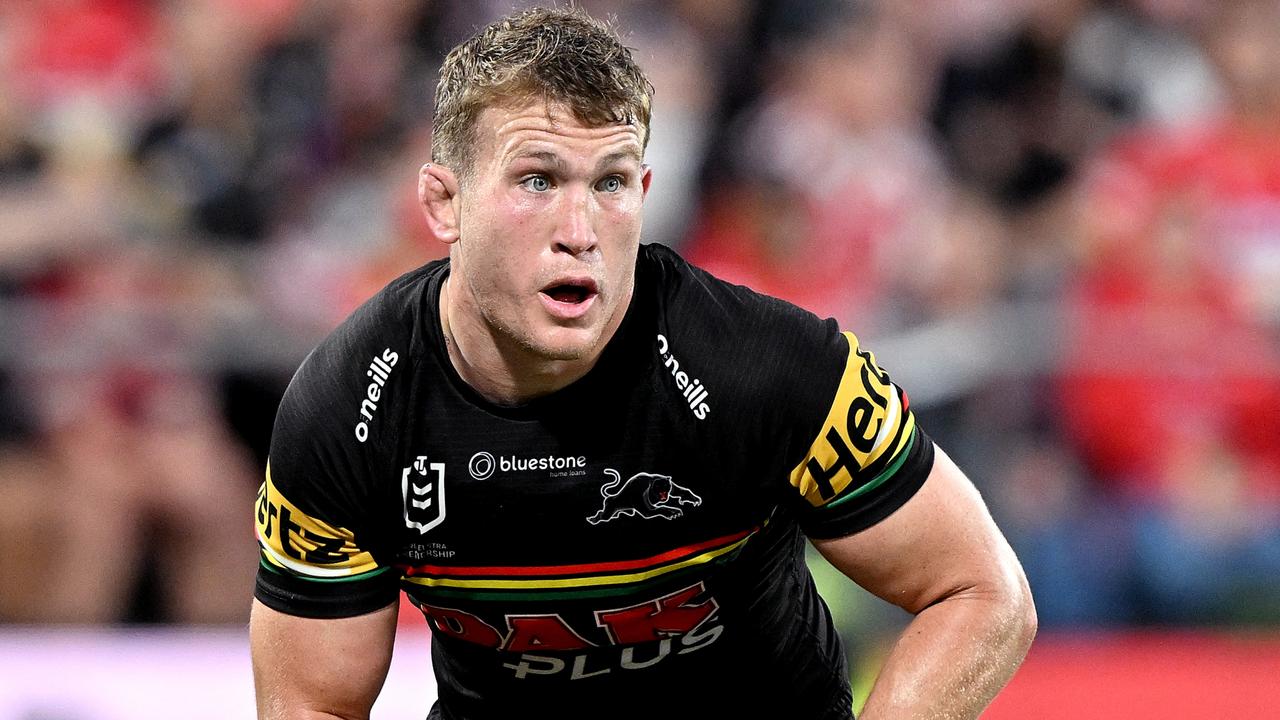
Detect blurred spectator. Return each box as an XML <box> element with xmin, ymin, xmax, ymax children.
<box><xmin>682</xmin><ymin>2</ymin><xmax>949</xmax><ymax>333</ymax></box>
<box><xmin>1060</xmin><ymin>0</ymin><xmax>1280</xmax><ymax>497</ymax></box>
<box><xmin>1064</xmin><ymin>0</ymin><xmax>1222</xmax><ymax>127</ymax></box>
<box><xmin>990</xmin><ymin>437</ymin><xmax>1137</xmax><ymax>627</ymax></box>
<box><xmin>0</xmin><ymin>444</ymin><xmax>59</xmax><ymax>623</ymax></box>
<box><xmin>1057</xmin><ymin>0</ymin><xmax>1280</xmax><ymax>624</ymax></box>
<box><xmin>930</xmin><ymin>0</ymin><xmax>1115</xmax><ymax>211</ymax></box>
<box><xmin>11</xmin><ymin>244</ymin><xmax>262</xmax><ymax>624</ymax></box>
<box><xmin>1130</xmin><ymin>435</ymin><xmax>1280</xmax><ymax>624</ymax></box>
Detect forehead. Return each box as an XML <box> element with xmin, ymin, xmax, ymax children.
<box><xmin>474</xmin><ymin>100</ymin><xmax>644</xmax><ymax>166</ymax></box>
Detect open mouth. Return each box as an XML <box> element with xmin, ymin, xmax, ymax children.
<box><xmin>539</xmin><ymin>278</ymin><xmax>599</xmax><ymax>318</ymax></box>
<box><xmin>540</xmin><ymin>279</ymin><xmax>598</xmax><ymax>305</ymax></box>
<box><xmin>544</xmin><ymin>284</ymin><xmax>590</xmax><ymax>303</ymax></box>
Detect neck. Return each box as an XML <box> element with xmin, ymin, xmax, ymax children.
<box><xmin>439</xmin><ymin>277</ymin><xmax>615</xmax><ymax>406</ymax></box>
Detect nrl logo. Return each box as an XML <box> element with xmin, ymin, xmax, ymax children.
<box><xmin>587</xmin><ymin>469</ymin><xmax>702</xmax><ymax>525</ymax></box>
<box><xmin>403</xmin><ymin>455</ymin><xmax>446</xmax><ymax>534</ymax></box>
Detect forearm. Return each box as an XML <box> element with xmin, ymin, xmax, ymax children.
<box><xmin>858</xmin><ymin>590</ymin><xmax>1036</xmax><ymax>720</ymax></box>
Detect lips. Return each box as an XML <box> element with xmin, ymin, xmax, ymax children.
<box><xmin>539</xmin><ymin>276</ymin><xmax>599</xmax><ymax>319</ymax></box>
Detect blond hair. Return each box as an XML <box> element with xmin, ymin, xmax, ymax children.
<box><xmin>431</xmin><ymin>5</ymin><xmax>654</xmax><ymax>178</ymax></box>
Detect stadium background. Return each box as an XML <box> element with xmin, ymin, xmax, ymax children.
<box><xmin>1</xmin><ymin>0</ymin><xmax>1279</xmax><ymax>716</ymax></box>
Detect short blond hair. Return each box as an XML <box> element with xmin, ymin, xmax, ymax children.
<box><xmin>431</xmin><ymin>6</ymin><xmax>654</xmax><ymax>178</ymax></box>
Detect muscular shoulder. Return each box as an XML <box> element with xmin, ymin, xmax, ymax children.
<box><xmin>254</xmin><ymin>265</ymin><xmax>444</xmax><ymax>618</ymax></box>
<box><xmin>641</xmin><ymin>243</ymin><xmax>846</xmax><ymax>403</ymax></box>
<box><xmin>272</xmin><ymin>261</ymin><xmax>444</xmax><ymax>470</ymax></box>
<box><xmin>640</xmin><ymin>244</ymin><xmax>931</xmax><ymax>535</ymax></box>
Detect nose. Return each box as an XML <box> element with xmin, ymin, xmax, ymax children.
<box><xmin>554</xmin><ymin>189</ymin><xmax>597</xmax><ymax>256</ymax></box>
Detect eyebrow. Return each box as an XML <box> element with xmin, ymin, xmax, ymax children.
<box><xmin>594</xmin><ymin>149</ymin><xmax>643</xmax><ymax>173</ymax></box>
<box><xmin>507</xmin><ymin>148</ymin><xmax>643</xmax><ymax>174</ymax></box>
<box><xmin>509</xmin><ymin>150</ymin><xmax>567</xmax><ymax>172</ymax></box>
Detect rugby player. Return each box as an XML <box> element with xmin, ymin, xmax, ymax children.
<box><xmin>249</xmin><ymin>7</ymin><xmax>1036</xmax><ymax>719</ymax></box>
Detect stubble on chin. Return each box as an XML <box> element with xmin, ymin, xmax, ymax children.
<box><xmin>482</xmin><ymin>305</ymin><xmax>597</xmax><ymax>363</ymax></box>
<box><xmin>517</xmin><ymin>325</ymin><xmax>598</xmax><ymax>362</ymax></box>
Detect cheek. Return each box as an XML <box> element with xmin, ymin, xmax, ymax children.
<box><xmin>490</xmin><ymin>198</ymin><xmax>557</xmax><ymax>262</ymax></box>
<box><xmin>468</xmin><ymin>243</ymin><xmax>521</xmax><ymax>296</ymax></box>
<box><xmin>462</xmin><ymin>196</ymin><xmax>535</xmax><ymax>274</ymax></box>
<box><xmin>598</xmin><ymin>195</ymin><xmax>645</xmax><ymax>237</ymax></box>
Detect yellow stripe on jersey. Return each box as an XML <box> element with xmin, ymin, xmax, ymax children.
<box><xmin>255</xmin><ymin>463</ymin><xmax>381</xmax><ymax>578</ymax></box>
<box><xmin>403</xmin><ymin>533</ymin><xmax>753</xmax><ymax>591</ymax></box>
<box><xmin>788</xmin><ymin>332</ymin><xmax>912</xmax><ymax>507</ymax></box>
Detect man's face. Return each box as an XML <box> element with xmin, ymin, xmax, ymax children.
<box><xmin>451</xmin><ymin>100</ymin><xmax>651</xmax><ymax>362</ymax></box>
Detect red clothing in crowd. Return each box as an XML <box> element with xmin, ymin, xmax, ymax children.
<box><xmin>1059</xmin><ymin>118</ymin><xmax>1280</xmax><ymax>499</ymax></box>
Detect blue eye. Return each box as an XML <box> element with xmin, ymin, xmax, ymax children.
<box><xmin>597</xmin><ymin>176</ymin><xmax>622</xmax><ymax>192</ymax></box>
<box><xmin>523</xmin><ymin>176</ymin><xmax>551</xmax><ymax>192</ymax></box>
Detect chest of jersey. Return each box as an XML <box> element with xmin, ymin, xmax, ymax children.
<box><xmin>380</xmin><ymin>361</ymin><xmax>780</xmax><ymax>661</ymax></box>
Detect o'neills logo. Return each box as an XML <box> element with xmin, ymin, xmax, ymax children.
<box><xmin>656</xmin><ymin>333</ymin><xmax>710</xmax><ymax>420</ymax></box>
<box><xmin>354</xmin><ymin>348</ymin><xmax>399</xmax><ymax>443</ymax></box>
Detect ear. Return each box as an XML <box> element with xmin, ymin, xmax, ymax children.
<box><xmin>419</xmin><ymin>163</ymin><xmax>461</xmax><ymax>244</ymax></box>
<box><xmin>640</xmin><ymin>165</ymin><xmax>653</xmax><ymax>200</ymax></box>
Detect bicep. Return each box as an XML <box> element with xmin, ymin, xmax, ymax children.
<box><xmin>811</xmin><ymin>444</ymin><xmax>1027</xmax><ymax>614</ymax></box>
<box><xmin>250</xmin><ymin>599</ymin><xmax>399</xmax><ymax>720</ymax></box>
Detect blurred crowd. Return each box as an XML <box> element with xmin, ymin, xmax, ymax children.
<box><xmin>1</xmin><ymin>0</ymin><xmax>1279</xmax><ymax>634</ymax></box>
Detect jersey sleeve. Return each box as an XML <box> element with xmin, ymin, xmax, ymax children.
<box><xmin>783</xmin><ymin>330</ymin><xmax>935</xmax><ymax>539</ymax></box>
<box><xmin>253</xmin><ymin>344</ymin><xmax>402</xmax><ymax>618</ymax></box>
<box><xmin>643</xmin><ymin>243</ymin><xmax>935</xmax><ymax>540</ymax></box>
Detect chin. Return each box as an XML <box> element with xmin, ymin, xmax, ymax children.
<box><xmin>525</xmin><ymin>326</ymin><xmax>600</xmax><ymax>361</ymax></box>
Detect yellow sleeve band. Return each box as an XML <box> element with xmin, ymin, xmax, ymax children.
<box><xmin>255</xmin><ymin>463</ymin><xmax>382</xmax><ymax>578</ymax></box>
<box><xmin>788</xmin><ymin>332</ymin><xmax>912</xmax><ymax>507</ymax></box>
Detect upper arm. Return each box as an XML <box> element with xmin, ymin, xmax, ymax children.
<box><xmin>250</xmin><ymin>336</ymin><xmax>407</xmax><ymax>718</ymax></box>
<box><xmin>810</xmin><ymin>444</ymin><xmax>1031</xmax><ymax>615</ymax></box>
<box><xmin>762</xmin><ymin>323</ymin><xmax>1028</xmax><ymax>613</ymax></box>
<box><xmin>250</xmin><ymin>598</ymin><xmax>399</xmax><ymax>720</ymax></box>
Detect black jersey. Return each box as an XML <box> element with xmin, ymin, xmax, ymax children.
<box><xmin>254</xmin><ymin>243</ymin><xmax>934</xmax><ymax>720</ymax></box>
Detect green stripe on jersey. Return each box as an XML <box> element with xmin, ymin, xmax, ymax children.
<box><xmin>259</xmin><ymin>555</ymin><xmax>392</xmax><ymax>583</ymax></box>
<box><xmin>825</xmin><ymin>426</ymin><xmax>916</xmax><ymax>509</ymax></box>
